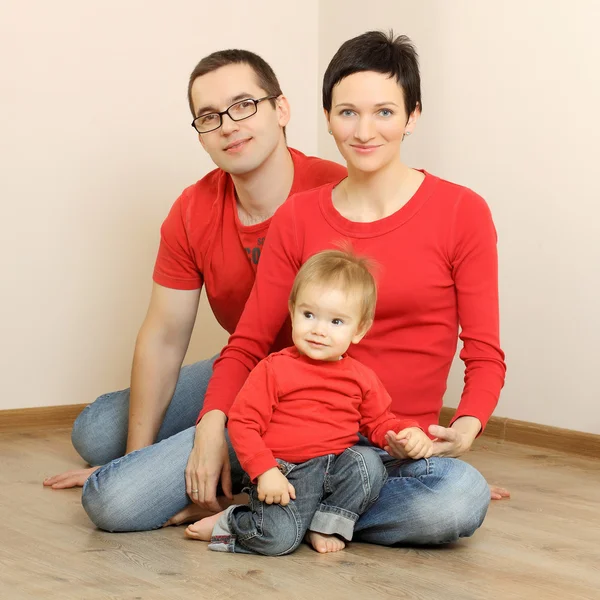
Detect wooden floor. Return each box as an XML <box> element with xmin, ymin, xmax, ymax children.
<box><xmin>1</xmin><ymin>430</ymin><xmax>599</xmax><ymax>600</ymax></box>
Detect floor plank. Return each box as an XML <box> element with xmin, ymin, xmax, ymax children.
<box><xmin>1</xmin><ymin>430</ymin><xmax>598</xmax><ymax>599</ymax></box>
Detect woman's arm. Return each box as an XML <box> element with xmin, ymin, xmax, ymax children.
<box><xmin>448</xmin><ymin>190</ymin><xmax>506</xmax><ymax>433</ymax></box>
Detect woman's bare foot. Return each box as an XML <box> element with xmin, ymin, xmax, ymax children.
<box><xmin>306</xmin><ymin>531</ymin><xmax>346</xmax><ymax>553</ymax></box>
<box><xmin>163</xmin><ymin>504</ymin><xmax>212</xmax><ymax>527</ymax></box>
<box><xmin>163</xmin><ymin>493</ymin><xmax>248</xmax><ymax>527</ymax></box>
<box><xmin>185</xmin><ymin>512</ymin><xmax>224</xmax><ymax>541</ymax></box>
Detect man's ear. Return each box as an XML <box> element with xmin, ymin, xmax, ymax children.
<box><xmin>276</xmin><ymin>95</ymin><xmax>291</xmax><ymax>128</ymax></box>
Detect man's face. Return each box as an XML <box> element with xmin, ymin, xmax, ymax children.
<box><xmin>190</xmin><ymin>63</ymin><xmax>289</xmax><ymax>176</ymax></box>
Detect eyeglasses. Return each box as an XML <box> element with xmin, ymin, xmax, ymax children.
<box><xmin>191</xmin><ymin>95</ymin><xmax>278</xmax><ymax>134</ymax></box>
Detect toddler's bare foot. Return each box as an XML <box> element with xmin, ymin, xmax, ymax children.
<box><xmin>185</xmin><ymin>512</ymin><xmax>223</xmax><ymax>541</ymax></box>
<box><xmin>306</xmin><ymin>531</ymin><xmax>346</xmax><ymax>553</ymax></box>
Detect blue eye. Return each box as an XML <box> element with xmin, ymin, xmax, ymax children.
<box><xmin>332</xmin><ymin>318</ymin><xmax>343</xmax><ymax>326</ymax></box>
<box><xmin>340</xmin><ymin>109</ymin><xmax>355</xmax><ymax>117</ymax></box>
<box><xmin>379</xmin><ymin>109</ymin><xmax>393</xmax><ymax>117</ymax></box>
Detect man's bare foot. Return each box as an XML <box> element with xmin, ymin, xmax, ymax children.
<box><xmin>489</xmin><ymin>484</ymin><xmax>511</xmax><ymax>500</ymax></box>
<box><xmin>43</xmin><ymin>466</ymin><xmax>99</xmax><ymax>489</ymax></box>
<box><xmin>306</xmin><ymin>531</ymin><xmax>346</xmax><ymax>553</ymax></box>
<box><xmin>185</xmin><ymin>512</ymin><xmax>224</xmax><ymax>541</ymax></box>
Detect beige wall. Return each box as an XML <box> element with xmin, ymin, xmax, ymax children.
<box><xmin>1</xmin><ymin>1</ymin><xmax>319</xmax><ymax>410</ymax></box>
<box><xmin>319</xmin><ymin>0</ymin><xmax>600</xmax><ymax>434</ymax></box>
<box><xmin>3</xmin><ymin>1</ymin><xmax>599</xmax><ymax>436</ymax></box>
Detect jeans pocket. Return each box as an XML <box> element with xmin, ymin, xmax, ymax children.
<box><xmin>275</xmin><ymin>458</ymin><xmax>296</xmax><ymax>477</ymax></box>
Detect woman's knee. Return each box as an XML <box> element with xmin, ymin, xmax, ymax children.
<box><xmin>419</xmin><ymin>460</ymin><xmax>490</xmax><ymax>543</ymax></box>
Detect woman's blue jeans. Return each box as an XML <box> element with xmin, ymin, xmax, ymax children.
<box><xmin>76</xmin><ymin>357</ymin><xmax>490</xmax><ymax>545</ymax></box>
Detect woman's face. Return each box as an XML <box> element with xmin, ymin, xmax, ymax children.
<box><xmin>326</xmin><ymin>71</ymin><xmax>419</xmax><ymax>174</ymax></box>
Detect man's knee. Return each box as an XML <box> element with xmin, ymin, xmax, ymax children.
<box><xmin>82</xmin><ymin>469</ymin><xmax>153</xmax><ymax>532</ymax></box>
<box><xmin>71</xmin><ymin>403</ymin><xmax>99</xmax><ymax>465</ymax></box>
<box><xmin>71</xmin><ymin>394</ymin><xmax>127</xmax><ymax>466</ymax></box>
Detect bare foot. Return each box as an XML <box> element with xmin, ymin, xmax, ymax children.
<box><xmin>185</xmin><ymin>512</ymin><xmax>224</xmax><ymax>541</ymax></box>
<box><xmin>163</xmin><ymin>504</ymin><xmax>212</xmax><ymax>527</ymax></box>
<box><xmin>43</xmin><ymin>466</ymin><xmax>99</xmax><ymax>489</ymax></box>
<box><xmin>490</xmin><ymin>484</ymin><xmax>511</xmax><ymax>500</ymax></box>
<box><xmin>306</xmin><ymin>531</ymin><xmax>346</xmax><ymax>553</ymax></box>
<box><xmin>163</xmin><ymin>493</ymin><xmax>248</xmax><ymax>527</ymax></box>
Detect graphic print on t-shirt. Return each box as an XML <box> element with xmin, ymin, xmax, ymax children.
<box><xmin>238</xmin><ymin>226</ymin><xmax>269</xmax><ymax>273</ymax></box>
<box><xmin>245</xmin><ymin>236</ymin><xmax>265</xmax><ymax>267</ymax></box>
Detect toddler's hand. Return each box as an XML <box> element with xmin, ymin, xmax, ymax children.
<box><xmin>387</xmin><ymin>427</ymin><xmax>433</xmax><ymax>460</ymax></box>
<box><xmin>257</xmin><ymin>467</ymin><xmax>297</xmax><ymax>506</ymax></box>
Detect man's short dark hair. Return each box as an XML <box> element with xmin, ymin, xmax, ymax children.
<box><xmin>187</xmin><ymin>49</ymin><xmax>282</xmax><ymax>117</ymax></box>
<box><xmin>322</xmin><ymin>31</ymin><xmax>422</xmax><ymax>119</ymax></box>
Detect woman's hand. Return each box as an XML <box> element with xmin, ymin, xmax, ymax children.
<box><xmin>43</xmin><ymin>466</ymin><xmax>99</xmax><ymax>489</ymax></box>
<box><xmin>185</xmin><ymin>410</ymin><xmax>232</xmax><ymax>512</ymax></box>
<box><xmin>429</xmin><ymin>416</ymin><xmax>481</xmax><ymax>458</ymax></box>
<box><xmin>257</xmin><ymin>468</ymin><xmax>296</xmax><ymax>506</ymax></box>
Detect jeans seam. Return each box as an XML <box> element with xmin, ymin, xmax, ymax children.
<box><xmin>323</xmin><ymin>455</ymin><xmax>334</xmax><ymax>495</ymax></box>
<box><xmin>423</xmin><ymin>457</ymin><xmax>432</xmax><ymax>478</ymax></box>
<box><xmin>346</xmin><ymin>446</ymin><xmax>372</xmax><ymax>513</ymax></box>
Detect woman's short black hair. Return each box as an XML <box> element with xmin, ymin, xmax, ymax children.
<box><xmin>323</xmin><ymin>30</ymin><xmax>422</xmax><ymax>118</ymax></box>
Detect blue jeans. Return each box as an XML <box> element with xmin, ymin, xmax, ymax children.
<box><xmin>209</xmin><ymin>447</ymin><xmax>387</xmax><ymax>555</ymax></box>
<box><xmin>78</xmin><ymin>358</ymin><xmax>490</xmax><ymax>545</ymax></box>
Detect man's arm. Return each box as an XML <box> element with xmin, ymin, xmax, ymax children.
<box><xmin>126</xmin><ymin>283</ymin><xmax>200</xmax><ymax>453</ymax></box>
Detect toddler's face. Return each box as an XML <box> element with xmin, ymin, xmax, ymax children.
<box><xmin>291</xmin><ymin>283</ymin><xmax>367</xmax><ymax>361</ymax></box>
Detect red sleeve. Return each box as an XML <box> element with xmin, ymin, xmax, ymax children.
<box><xmin>359</xmin><ymin>368</ymin><xmax>421</xmax><ymax>447</ymax></box>
<box><xmin>448</xmin><ymin>191</ymin><xmax>506</xmax><ymax>431</ymax></box>
<box><xmin>227</xmin><ymin>359</ymin><xmax>280</xmax><ymax>482</ymax></box>
<box><xmin>153</xmin><ymin>191</ymin><xmax>203</xmax><ymax>290</ymax></box>
<box><xmin>199</xmin><ymin>198</ymin><xmax>301</xmax><ymax>419</ymax></box>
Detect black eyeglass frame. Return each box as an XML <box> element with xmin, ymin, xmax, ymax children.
<box><xmin>191</xmin><ymin>95</ymin><xmax>278</xmax><ymax>134</ymax></box>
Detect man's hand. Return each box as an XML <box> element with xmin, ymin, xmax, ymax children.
<box><xmin>185</xmin><ymin>411</ymin><xmax>232</xmax><ymax>512</ymax></box>
<box><xmin>385</xmin><ymin>427</ymin><xmax>433</xmax><ymax>460</ymax></box>
<box><xmin>257</xmin><ymin>467</ymin><xmax>296</xmax><ymax>506</ymax></box>
<box><xmin>43</xmin><ymin>466</ymin><xmax>99</xmax><ymax>489</ymax></box>
<box><xmin>429</xmin><ymin>416</ymin><xmax>482</xmax><ymax>458</ymax></box>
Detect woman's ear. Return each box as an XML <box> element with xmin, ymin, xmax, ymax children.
<box><xmin>323</xmin><ymin>109</ymin><xmax>332</xmax><ymax>134</ymax></box>
<box><xmin>404</xmin><ymin>103</ymin><xmax>421</xmax><ymax>134</ymax></box>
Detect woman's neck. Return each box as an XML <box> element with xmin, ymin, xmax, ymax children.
<box><xmin>335</xmin><ymin>159</ymin><xmax>425</xmax><ymax>222</ymax></box>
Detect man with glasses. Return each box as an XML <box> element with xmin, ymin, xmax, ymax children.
<box><xmin>44</xmin><ymin>50</ymin><xmax>346</xmax><ymax>531</ymax></box>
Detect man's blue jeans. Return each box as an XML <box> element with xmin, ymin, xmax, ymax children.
<box><xmin>76</xmin><ymin>357</ymin><xmax>490</xmax><ymax>545</ymax></box>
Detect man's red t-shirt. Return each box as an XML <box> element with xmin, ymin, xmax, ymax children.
<box><xmin>152</xmin><ymin>148</ymin><xmax>346</xmax><ymax>348</ymax></box>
